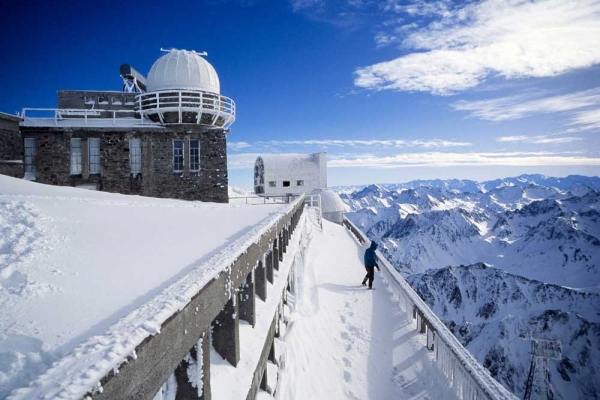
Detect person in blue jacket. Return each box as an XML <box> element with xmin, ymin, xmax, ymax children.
<box><xmin>362</xmin><ymin>241</ymin><xmax>380</xmax><ymax>289</ymax></box>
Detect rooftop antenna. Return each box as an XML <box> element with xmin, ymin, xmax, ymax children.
<box><xmin>160</xmin><ymin>47</ymin><xmax>208</xmax><ymax>56</ymax></box>
<box><xmin>523</xmin><ymin>338</ymin><xmax>561</xmax><ymax>400</ymax></box>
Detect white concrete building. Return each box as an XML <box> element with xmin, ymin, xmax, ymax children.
<box><xmin>254</xmin><ymin>152</ymin><xmax>327</xmax><ymax>196</ymax></box>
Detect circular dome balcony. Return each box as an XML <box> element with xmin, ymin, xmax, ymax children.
<box><xmin>136</xmin><ymin>49</ymin><xmax>236</xmax><ymax>128</ymax></box>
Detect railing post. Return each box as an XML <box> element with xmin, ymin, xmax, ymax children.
<box><xmin>419</xmin><ymin>314</ymin><xmax>427</xmax><ymax>334</ymax></box>
<box><xmin>275</xmin><ymin>236</ymin><xmax>283</xmax><ymax>264</ymax></box>
<box><xmin>285</xmin><ymin>225</ymin><xmax>290</xmax><ymax>247</ymax></box>
<box><xmin>268</xmin><ymin>339</ymin><xmax>276</xmax><ymax>364</ymax></box>
<box><xmin>255</xmin><ymin>258</ymin><xmax>267</xmax><ymax>302</ymax></box>
<box><xmin>427</xmin><ymin>326</ymin><xmax>435</xmax><ymax>351</ymax></box>
<box><xmin>174</xmin><ymin>330</ymin><xmax>210</xmax><ymax>400</ymax></box>
<box><xmin>211</xmin><ymin>296</ymin><xmax>240</xmax><ymax>367</ymax></box>
<box><xmin>266</xmin><ymin>249</ymin><xmax>274</xmax><ymax>284</ymax></box>
<box><xmin>238</xmin><ymin>272</ymin><xmax>255</xmax><ymax>327</ymax></box>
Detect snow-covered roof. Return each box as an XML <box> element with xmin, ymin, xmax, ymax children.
<box><xmin>147</xmin><ymin>49</ymin><xmax>220</xmax><ymax>94</ymax></box>
<box><xmin>259</xmin><ymin>153</ymin><xmax>321</xmax><ymax>178</ymax></box>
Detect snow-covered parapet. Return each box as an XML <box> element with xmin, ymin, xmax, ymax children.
<box><xmin>342</xmin><ymin>217</ymin><xmax>518</xmax><ymax>400</ymax></box>
<box><xmin>7</xmin><ymin>196</ymin><xmax>306</xmax><ymax>400</ymax></box>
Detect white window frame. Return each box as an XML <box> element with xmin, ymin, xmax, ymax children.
<box><xmin>24</xmin><ymin>138</ymin><xmax>36</xmax><ymax>180</ymax></box>
<box><xmin>130</xmin><ymin>139</ymin><xmax>141</xmax><ymax>175</ymax></box>
<box><xmin>189</xmin><ymin>139</ymin><xmax>200</xmax><ymax>173</ymax></box>
<box><xmin>70</xmin><ymin>138</ymin><xmax>82</xmax><ymax>175</ymax></box>
<box><xmin>88</xmin><ymin>138</ymin><xmax>100</xmax><ymax>175</ymax></box>
<box><xmin>173</xmin><ymin>140</ymin><xmax>184</xmax><ymax>173</ymax></box>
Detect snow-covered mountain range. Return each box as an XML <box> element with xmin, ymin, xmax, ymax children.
<box><xmin>338</xmin><ymin>174</ymin><xmax>600</xmax><ymax>399</ymax></box>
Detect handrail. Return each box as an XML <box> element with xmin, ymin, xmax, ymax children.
<box><xmin>20</xmin><ymin>108</ymin><xmax>154</xmax><ymax>127</ymax></box>
<box><xmin>229</xmin><ymin>195</ymin><xmax>297</xmax><ymax>205</ymax></box>
<box><xmin>343</xmin><ymin>217</ymin><xmax>518</xmax><ymax>400</ymax></box>
<box><xmin>135</xmin><ymin>90</ymin><xmax>236</xmax><ymax>128</ymax></box>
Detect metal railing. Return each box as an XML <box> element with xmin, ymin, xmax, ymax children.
<box><xmin>20</xmin><ymin>108</ymin><xmax>155</xmax><ymax>127</ymax></box>
<box><xmin>304</xmin><ymin>194</ymin><xmax>322</xmax><ymax>229</ymax></box>
<box><xmin>343</xmin><ymin>217</ymin><xmax>518</xmax><ymax>400</ymax></box>
<box><xmin>136</xmin><ymin>90</ymin><xmax>236</xmax><ymax>128</ymax></box>
<box><xmin>229</xmin><ymin>195</ymin><xmax>297</xmax><ymax>205</ymax></box>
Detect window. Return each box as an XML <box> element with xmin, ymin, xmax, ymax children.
<box><xmin>130</xmin><ymin>139</ymin><xmax>141</xmax><ymax>174</ymax></box>
<box><xmin>70</xmin><ymin>138</ymin><xmax>82</xmax><ymax>175</ymax></box>
<box><xmin>24</xmin><ymin>138</ymin><xmax>36</xmax><ymax>180</ymax></box>
<box><xmin>89</xmin><ymin>138</ymin><xmax>100</xmax><ymax>174</ymax></box>
<box><xmin>297</xmin><ymin>180</ymin><xmax>304</xmax><ymax>186</ymax></box>
<box><xmin>269</xmin><ymin>181</ymin><xmax>276</xmax><ymax>187</ymax></box>
<box><xmin>283</xmin><ymin>181</ymin><xmax>290</xmax><ymax>187</ymax></box>
<box><xmin>173</xmin><ymin>140</ymin><xmax>184</xmax><ymax>172</ymax></box>
<box><xmin>190</xmin><ymin>140</ymin><xmax>200</xmax><ymax>172</ymax></box>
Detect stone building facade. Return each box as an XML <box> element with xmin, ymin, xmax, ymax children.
<box><xmin>20</xmin><ymin>123</ymin><xmax>228</xmax><ymax>202</ymax></box>
<box><xmin>0</xmin><ymin>112</ymin><xmax>23</xmax><ymax>178</ymax></box>
<box><xmin>13</xmin><ymin>49</ymin><xmax>235</xmax><ymax>203</ymax></box>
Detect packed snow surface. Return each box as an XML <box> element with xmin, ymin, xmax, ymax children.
<box><xmin>277</xmin><ymin>219</ymin><xmax>456</xmax><ymax>400</ymax></box>
<box><xmin>0</xmin><ymin>175</ymin><xmax>290</xmax><ymax>398</ymax></box>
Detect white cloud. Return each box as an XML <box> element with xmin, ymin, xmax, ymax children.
<box><xmin>356</xmin><ymin>0</ymin><xmax>600</xmax><ymax>95</ymax></box>
<box><xmin>328</xmin><ymin>151</ymin><xmax>600</xmax><ymax>168</ymax></box>
<box><xmin>227</xmin><ymin>141</ymin><xmax>252</xmax><ymax>151</ymax></box>
<box><xmin>229</xmin><ymin>150</ymin><xmax>599</xmax><ymax>170</ymax></box>
<box><xmin>496</xmin><ymin>135</ymin><xmax>584</xmax><ymax>144</ymax></box>
<box><xmin>291</xmin><ymin>0</ymin><xmax>324</xmax><ymax>11</ymax></box>
<box><xmin>227</xmin><ymin>153</ymin><xmax>262</xmax><ymax>170</ymax></box>
<box><xmin>256</xmin><ymin>139</ymin><xmax>472</xmax><ymax>148</ymax></box>
<box><xmin>452</xmin><ymin>88</ymin><xmax>600</xmax><ymax>121</ymax></box>
<box><xmin>569</xmin><ymin>108</ymin><xmax>600</xmax><ymax>131</ymax></box>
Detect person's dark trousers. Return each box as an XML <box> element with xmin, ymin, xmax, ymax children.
<box><xmin>362</xmin><ymin>266</ymin><xmax>375</xmax><ymax>288</ymax></box>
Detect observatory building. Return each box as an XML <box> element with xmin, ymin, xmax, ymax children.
<box><xmin>15</xmin><ymin>49</ymin><xmax>235</xmax><ymax>203</ymax></box>
<box><xmin>254</xmin><ymin>152</ymin><xmax>327</xmax><ymax>196</ymax></box>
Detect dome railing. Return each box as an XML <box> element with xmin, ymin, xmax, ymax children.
<box><xmin>135</xmin><ymin>90</ymin><xmax>236</xmax><ymax>128</ymax></box>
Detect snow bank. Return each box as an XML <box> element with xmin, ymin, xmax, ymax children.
<box><xmin>0</xmin><ymin>175</ymin><xmax>296</xmax><ymax>399</ymax></box>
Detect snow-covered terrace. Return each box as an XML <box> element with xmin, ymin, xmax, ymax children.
<box><xmin>0</xmin><ymin>176</ymin><xmax>289</xmax><ymax>397</ymax></box>
<box><xmin>1</xmin><ymin>175</ymin><xmax>519</xmax><ymax>400</ymax></box>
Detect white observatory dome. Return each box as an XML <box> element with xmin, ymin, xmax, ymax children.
<box><xmin>146</xmin><ymin>49</ymin><xmax>220</xmax><ymax>93</ymax></box>
<box><xmin>311</xmin><ymin>188</ymin><xmax>346</xmax><ymax>225</ymax></box>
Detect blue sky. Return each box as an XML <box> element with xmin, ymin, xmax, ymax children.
<box><xmin>2</xmin><ymin>0</ymin><xmax>600</xmax><ymax>189</ymax></box>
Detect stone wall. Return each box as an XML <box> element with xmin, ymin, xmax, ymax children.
<box><xmin>0</xmin><ymin>112</ymin><xmax>23</xmax><ymax>178</ymax></box>
<box><xmin>20</xmin><ymin>125</ymin><xmax>229</xmax><ymax>203</ymax></box>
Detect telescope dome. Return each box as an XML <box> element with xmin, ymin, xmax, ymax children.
<box><xmin>146</xmin><ymin>49</ymin><xmax>220</xmax><ymax>94</ymax></box>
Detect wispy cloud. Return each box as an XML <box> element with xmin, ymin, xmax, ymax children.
<box><xmin>228</xmin><ymin>141</ymin><xmax>252</xmax><ymax>151</ymax></box>
<box><xmin>356</xmin><ymin>0</ymin><xmax>600</xmax><ymax>95</ymax></box>
<box><xmin>496</xmin><ymin>136</ymin><xmax>584</xmax><ymax>144</ymax></box>
<box><xmin>228</xmin><ymin>150</ymin><xmax>600</xmax><ymax>170</ymax></box>
<box><xmin>452</xmin><ymin>88</ymin><xmax>600</xmax><ymax>121</ymax></box>
<box><xmin>569</xmin><ymin>108</ymin><xmax>600</xmax><ymax>132</ymax></box>
<box><xmin>327</xmin><ymin>151</ymin><xmax>600</xmax><ymax>168</ymax></box>
<box><xmin>227</xmin><ymin>153</ymin><xmax>263</xmax><ymax>170</ymax></box>
<box><xmin>253</xmin><ymin>139</ymin><xmax>472</xmax><ymax>149</ymax></box>
<box><xmin>291</xmin><ymin>0</ymin><xmax>324</xmax><ymax>12</ymax></box>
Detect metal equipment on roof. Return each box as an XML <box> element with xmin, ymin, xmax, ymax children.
<box><xmin>120</xmin><ymin>64</ymin><xmax>147</xmax><ymax>93</ymax></box>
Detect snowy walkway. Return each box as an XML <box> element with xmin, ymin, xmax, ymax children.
<box><xmin>277</xmin><ymin>219</ymin><xmax>455</xmax><ymax>400</ymax></box>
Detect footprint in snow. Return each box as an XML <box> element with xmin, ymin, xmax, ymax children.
<box><xmin>342</xmin><ymin>357</ymin><xmax>352</xmax><ymax>367</ymax></box>
<box><xmin>343</xmin><ymin>370</ymin><xmax>352</xmax><ymax>383</ymax></box>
